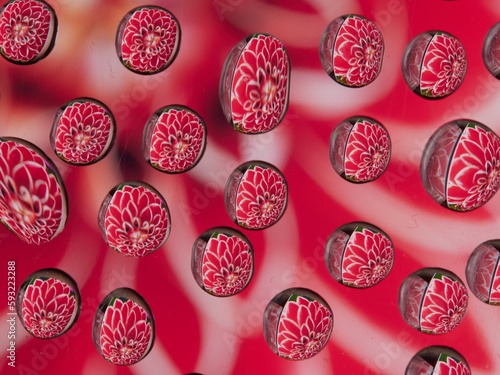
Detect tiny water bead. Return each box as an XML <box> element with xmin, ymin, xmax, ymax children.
<box><xmin>324</xmin><ymin>222</ymin><xmax>394</xmax><ymax>288</ymax></box>
<box><xmin>50</xmin><ymin>98</ymin><xmax>116</xmax><ymax>165</ymax></box>
<box><xmin>225</xmin><ymin>161</ymin><xmax>288</xmax><ymax>230</ymax></box>
<box><xmin>191</xmin><ymin>227</ymin><xmax>254</xmax><ymax>297</ymax></box>
<box><xmin>466</xmin><ymin>240</ymin><xmax>500</xmax><ymax>305</ymax></box>
<box><xmin>406</xmin><ymin>346</ymin><xmax>471</xmax><ymax>375</ymax></box>
<box><xmin>143</xmin><ymin>105</ymin><xmax>207</xmax><ymax>173</ymax></box>
<box><xmin>319</xmin><ymin>15</ymin><xmax>384</xmax><ymax>87</ymax></box>
<box><xmin>98</xmin><ymin>181</ymin><xmax>171</xmax><ymax>258</ymax></box>
<box><xmin>329</xmin><ymin>116</ymin><xmax>391</xmax><ymax>183</ymax></box>
<box><xmin>483</xmin><ymin>21</ymin><xmax>500</xmax><ymax>78</ymax></box>
<box><xmin>402</xmin><ymin>31</ymin><xmax>466</xmax><ymax>99</ymax></box>
<box><xmin>219</xmin><ymin>33</ymin><xmax>290</xmax><ymax>134</ymax></box>
<box><xmin>16</xmin><ymin>268</ymin><xmax>81</xmax><ymax>339</ymax></box>
<box><xmin>0</xmin><ymin>137</ymin><xmax>68</xmax><ymax>244</ymax></box>
<box><xmin>0</xmin><ymin>0</ymin><xmax>57</xmax><ymax>64</ymax></box>
<box><xmin>399</xmin><ymin>268</ymin><xmax>468</xmax><ymax>335</ymax></box>
<box><xmin>116</xmin><ymin>6</ymin><xmax>180</xmax><ymax>74</ymax></box>
<box><xmin>421</xmin><ymin>119</ymin><xmax>500</xmax><ymax>211</ymax></box>
<box><xmin>263</xmin><ymin>288</ymin><xmax>333</xmax><ymax>360</ymax></box>
<box><xmin>93</xmin><ymin>288</ymin><xmax>155</xmax><ymax>365</ymax></box>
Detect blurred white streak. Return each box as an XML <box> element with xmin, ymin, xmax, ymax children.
<box><xmin>100</xmin><ymin>247</ymin><xmax>138</xmax><ymax>299</ymax></box>
<box><xmin>82</xmin><ymin>355</ymin><xmax>118</xmax><ymax>375</ymax></box>
<box><xmin>132</xmin><ymin>341</ymin><xmax>181</xmax><ymax>375</ymax></box>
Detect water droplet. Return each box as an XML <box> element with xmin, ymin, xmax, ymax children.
<box><xmin>466</xmin><ymin>240</ymin><xmax>500</xmax><ymax>305</ymax></box>
<box><xmin>406</xmin><ymin>346</ymin><xmax>471</xmax><ymax>375</ymax></box>
<box><xmin>483</xmin><ymin>21</ymin><xmax>500</xmax><ymax>78</ymax></box>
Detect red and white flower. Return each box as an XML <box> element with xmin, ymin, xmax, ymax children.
<box><xmin>235</xmin><ymin>165</ymin><xmax>287</xmax><ymax>229</ymax></box>
<box><xmin>433</xmin><ymin>354</ymin><xmax>471</xmax><ymax>375</ymax></box>
<box><xmin>99</xmin><ymin>297</ymin><xmax>153</xmax><ymax>365</ymax></box>
<box><xmin>148</xmin><ymin>108</ymin><xmax>206</xmax><ymax>173</ymax></box>
<box><xmin>341</xmin><ymin>227</ymin><xmax>394</xmax><ymax>288</ymax></box>
<box><xmin>420</xmin><ymin>33</ymin><xmax>466</xmax><ymax>98</ymax></box>
<box><xmin>119</xmin><ymin>6</ymin><xmax>180</xmax><ymax>74</ymax></box>
<box><xmin>446</xmin><ymin>123</ymin><xmax>500</xmax><ymax>211</ymax></box>
<box><xmin>230</xmin><ymin>34</ymin><xmax>289</xmax><ymax>133</ymax></box>
<box><xmin>419</xmin><ymin>274</ymin><xmax>468</xmax><ymax>335</ymax></box>
<box><xmin>201</xmin><ymin>232</ymin><xmax>253</xmax><ymax>296</ymax></box>
<box><xmin>0</xmin><ymin>139</ymin><xmax>66</xmax><ymax>244</ymax></box>
<box><xmin>21</xmin><ymin>277</ymin><xmax>77</xmax><ymax>338</ymax></box>
<box><xmin>0</xmin><ymin>0</ymin><xmax>55</xmax><ymax>63</ymax></box>
<box><xmin>343</xmin><ymin>119</ymin><xmax>390</xmax><ymax>182</ymax></box>
<box><xmin>489</xmin><ymin>259</ymin><xmax>500</xmax><ymax>304</ymax></box>
<box><xmin>53</xmin><ymin>100</ymin><xmax>114</xmax><ymax>165</ymax></box>
<box><xmin>277</xmin><ymin>295</ymin><xmax>333</xmax><ymax>360</ymax></box>
<box><xmin>103</xmin><ymin>183</ymin><xmax>170</xmax><ymax>258</ymax></box>
<box><xmin>332</xmin><ymin>15</ymin><xmax>383</xmax><ymax>87</ymax></box>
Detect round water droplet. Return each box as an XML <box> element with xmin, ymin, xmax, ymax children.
<box><xmin>225</xmin><ymin>161</ymin><xmax>288</xmax><ymax>230</ymax></box>
<box><xmin>0</xmin><ymin>137</ymin><xmax>68</xmax><ymax>244</ymax></box>
<box><xmin>406</xmin><ymin>346</ymin><xmax>471</xmax><ymax>375</ymax></box>
<box><xmin>263</xmin><ymin>288</ymin><xmax>333</xmax><ymax>360</ymax></box>
<box><xmin>219</xmin><ymin>33</ymin><xmax>290</xmax><ymax>134</ymax></box>
<box><xmin>466</xmin><ymin>240</ymin><xmax>500</xmax><ymax>305</ymax></box>
<box><xmin>402</xmin><ymin>31</ymin><xmax>466</xmax><ymax>98</ymax></box>
<box><xmin>98</xmin><ymin>181</ymin><xmax>171</xmax><ymax>258</ymax></box>
<box><xmin>325</xmin><ymin>222</ymin><xmax>394</xmax><ymax>288</ymax></box>
<box><xmin>116</xmin><ymin>6</ymin><xmax>180</xmax><ymax>74</ymax></box>
<box><xmin>0</xmin><ymin>0</ymin><xmax>57</xmax><ymax>64</ymax></box>
<box><xmin>483</xmin><ymin>21</ymin><xmax>500</xmax><ymax>78</ymax></box>
<box><xmin>330</xmin><ymin>116</ymin><xmax>391</xmax><ymax>183</ymax></box>
<box><xmin>93</xmin><ymin>288</ymin><xmax>155</xmax><ymax>365</ymax></box>
<box><xmin>399</xmin><ymin>268</ymin><xmax>468</xmax><ymax>335</ymax></box>
<box><xmin>143</xmin><ymin>105</ymin><xmax>207</xmax><ymax>173</ymax></box>
<box><xmin>16</xmin><ymin>268</ymin><xmax>81</xmax><ymax>339</ymax></box>
<box><xmin>319</xmin><ymin>15</ymin><xmax>384</xmax><ymax>87</ymax></box>
<box><xmin>421</xmin><ymin>119</ymin><xmax>500</xmax><ymax>211</ymax></box>
<box><xmin>50</xmin><ymin>97</ymin><xmax>116</xmax><ymax>165</ymax></box>
<box><xmin>191</xmin><ymin>226</ymin><xmax>254</xmax><ymax>297</ymax></box>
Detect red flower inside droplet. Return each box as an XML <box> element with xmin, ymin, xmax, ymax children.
<box><xmin>100</xmin><ymin>298</ymin><xmax>153</xmax><ymax>365</ymax></box>
<box><xmin>277</xmin><ymin>295</ymin><xmax>333</xmax><ymax>360</ymax></box>
<box><xmin>22</xmin><ymin>278</ymin><xmax>77</xmax><ymax>338</ymax></box>
<box><xmin>202</xmin><ymin>233</ymin><xmax>253</xmax><ymax>296</ymax></box>
<box><xmin>433</xmin><ymin>354</ymin><xmax>471</xmax><ymax>375</ymax></box>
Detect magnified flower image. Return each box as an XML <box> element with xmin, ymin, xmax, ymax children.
<box><xmin>101</xmin><ymin>183</ymin><xmax>170</xmax><ymax>257</ymax></box>
<box><xmin>277</xmin><ymin>295</ymin><xmax>333</xmax><ymax>360</ymax></box>
<box><xmin>0</xmin><ymin>0</ymin><xmax>56</xmax><ymax>63</ymax></box>
<box><xmin>52</xmin><ymin>99</ymin><xmax>115</xmax><ymax>165</ymax></box>
<box><xmin>20</xmin><ymin>277</ymin><xmax>77</xmax><ymax>338</ymax></box>
<box><xmin>332</xmin><ymin>15</ymin><xmax>383</xmax><ymax>87</ymax></box>
<box><xmin>118</xmin><ymin>6</ymin><xmax>180</xmax><ymax>74</ymax></box>
<box><xmin>230</xmin><ymin>34</ymin><xmax>290</xmax><ymax>133</ymax></box>
<box><xmin>235</xmin><ymin>164</ymin><xmax>287</xmax><ymax>230</ymax></box>
<box><xmin>99</xmin><ymin>297</ymin><xmax>153</xmax><ymax>365</ymax></box>
<box><xmin>201</xmin><ymin>232</ymin><xmax>253</xmax><ymax>296</ymax></box>
<box><xmin>433</xmin><ymin>353</ymin><xmax>471</xmax><ymax>375</ymax></box>
<box><xmin>146</xmin><ymin>107</ymin><xmax>206</xmax><ymax>173</ymax></box>
<box><xmin>0</xmin><ymin>139</ymin><xmax>67</xmax><ymax>244</ymax></box>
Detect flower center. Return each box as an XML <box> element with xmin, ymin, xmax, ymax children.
<box><xmin>303</xmin><ymin>337</ymin><xmax>320</xmax><ymax>353</ymax></box>
<box><xmin>371</xmin><ymin>263</ymin><xmax>386</xmax><ymax>277</ymax></box>
<box><xmin>173</xmin><ymin>140</ymin><xmax>188</xmax><ymax>156</ymax></box>
<box><xmin>37</xmin><ymin>312</ymin><xmax>55</xmax><ymax>330</ymax></box>
<box><xmin>487</xmin><ymin>166</ymin><xmax>500</xmax><ymax>190</ymax></box>
<box><xmin>129</xmin><ymin>229</ymin><xmax>149</xmax><ymax>244</ymax></box>
<box><xmin>260</xmin><ymin>76</ymin><xmax>278</xmax><ymax>107</ymax></box>
<box><xmin>224</xmin><ymin>271</ymin><xmax>239</xmax><ymax>285</ymax></box>
<box><xmin>451</xmin><ymin>58</ymin><xmax>462</xmax><ymax>77</ymax></box>
<box><xmin>260</xmin><ymin>199</ymin><xmax>275</xmax><ymax>215</ymax></box>
<box><xmin>364</xmin><ymin>44</ymin><xmax>376</xmax><ymax>62</ymax></box>
<box><xmin>118</xmin><ymin>342</ymin><xmax>136</xmax><ymax>357</ymax></box>
<box><xmin>8</xmin><ymin>195</ymin><xmax>36</xmax><ymax>225</ymax></box>
<box><xmin>143</xmin><ymin>31</ymin><xmax>161</xmax><ymax>50</ymax></box>
<box><xmin>12</xmin><ymin>21</ymin><xmax>30</xmax><ymax>40</ymax></box>
<box><xmin>74</xmin><ymin>131</ymin><xmax>92</xmax><ymax>148</ymax></box>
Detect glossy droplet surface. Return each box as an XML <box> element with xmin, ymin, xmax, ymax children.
<box><xmin>98</xmin><ymin>181</ymin><xmax>171</xmax><ymax>258</ymax></box>
<box><xmin>320</xmin><ymin>15</ymin><xmax>383</xmax><ymax>87</ymax></box>
<box><xmin>143</xmin><ymin>105</ymin><xmax>207</xmax><ymax>173</ymax></box>
<box><xmin>399</xmin><ymin>268</ymin><xmax>468</xmax><ymax>335</ymax></box>
<box><xmin>192</xmin><ymin>226</ymin><xmax>254</xmax><ymax>297</ymax></box>
<box><xmin>93</xmin><ymin>288</ymin><xmax>155</xmax><ymax>365</ymax></box>
<box><xmin>0</xmin><ymin>137</ymin><xmax>67</xmax><ymax>244</ymax></box>
<box><xmin>263</xmin><ymin>288</ymin><xmax>333</xmax><ymax>360</ymax></box>
<box><xmin>225</xmin><ymin>161</ymin><xmax>287</xmax><ymax>230</ymax></box>
<box><xmin>16</xmin><ymin>268</ymin><xmax>80</xmax><ymax>338</ymax></box>
<box><xmin>466</xmin><ymin>240</ymin><xmax>500</xmax><ymax>305</ymax></box>
<box><xmin>0</xmin><ymin>0</ymin><xmax>57</xmax><ymax>64</ymax></box>
<box><xmin>51</xmin><ymin>98</ymin><xmax>116</xmax><ymax>165</ymax></box>
<box><xmin>330</xmin><ymin>116</ymin><xmax>391</xmax><ymax>183</ymax></box>
<box><xmin>402</xmin><ymin>31</ymin><xmax>466</xmax><ymax>98</ymax></box>
<box><xmin>220</xmin><ymin>33</ymin><xmax>290</xmax><ymax>133</ymax></box>
<box><xmin>406</xmin><ymin>346</ymin><xmax>471</xmax><ymax>375</ymax></box>
<box><xmin>325</xmin><ymin>222</ymin><xmax>394</xmax><ymax>288</ymax></box>
<box><xmin>483</xmin><ymin>21</ymin><xmax>500</xmax><ymax>78</ymax></box>
<box><xmin>116</xmin><ymin>6</ymin><xmax>180</xmax><ymax>74</ymax></box>
<box><xmin>421</xmin><ymin>119</ymin><xmax>500</xmax><ymax>211</ymax></box>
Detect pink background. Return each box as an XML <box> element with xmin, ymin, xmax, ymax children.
<box><xmin>1</xmin><ymin>0</ymin><xmax>500</xmax><ymax>374</ymax></box>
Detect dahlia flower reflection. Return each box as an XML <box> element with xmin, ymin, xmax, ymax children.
<box><xmin>118</xmin><ymin>6</ymin><xmax>180</xmax><ymax>74</ymax></box>
<box><xmin>434</xmin><ymin>354</ymin><xmax>471</xmax><ymax>375</ymax></box>
<box><xmin>0</xmin><ymin>0</ymin><xmax>56</xmax><ymax>63</ymax></box>
<box><xmin>0</xmin><ymin>139</ymin><xmax>67</xmax><ymax>244</ymax></box>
